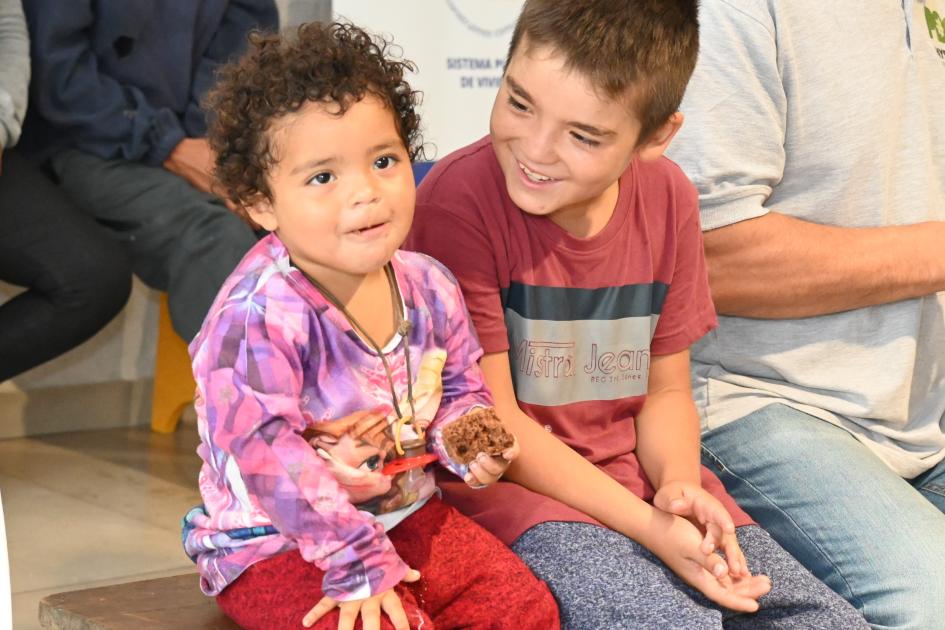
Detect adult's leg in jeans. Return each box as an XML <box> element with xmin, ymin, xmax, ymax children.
<box><xmin>701</xmin><ymin>404</ymin><xmax>945</xmax><ymax>630</ymax></box>
<box><xmin>0</xmin><ymin>151</ymin><xmax>131</xmax><ymax>381</ymax></box>
<box><xmin>49</xmin><ymin>150</ymin><xmax>257</xmax><ymax>341</ymax></box>
<box><xmin>910</xmin><ymin>456</ymin><xmax>945</xmax><ymax>514</ymax></box>
<box><xmin>511</xmin><ymin>521</ymin><xmax>864</xmax><ymax>630</ymax></box>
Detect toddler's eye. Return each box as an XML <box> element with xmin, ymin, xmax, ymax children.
<box><xmin>374</xmin><ymin>155</ymin><xmax>398</xmax><ymax>170</ymax></box>
<box><xmin>308</xmin><ymin>172</ymin><xmax>335</xmax><ymax>186</ymax></box>
<box><xmin>360</xmin><ymin>455</ymin><xmax>382</xmax><ymax>471</ymax></box>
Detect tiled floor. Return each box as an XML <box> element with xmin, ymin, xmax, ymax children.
<box><xmin>0</xmin><ymin>419</ymin><xmax>203</xmax><ymax>629</ymax></box>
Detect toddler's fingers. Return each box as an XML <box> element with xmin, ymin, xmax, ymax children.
<box><xmin>474</xmin><ymin>453</ymin><xmax>507</xmax><ymax>477</ymax></box>
<box><xmin>302</xmin><ymin>595</ymin><xmax>337</xmax><ymax>627</ymax></box>
<box><xmin>380</xmin><ymin>591</ymin><xmax>411</xmax><ymax>630</ymax></box>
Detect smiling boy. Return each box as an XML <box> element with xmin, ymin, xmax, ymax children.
<box><xmin>405</xmin><ymin>1</ymin><xmax>867</xmax><ymax>627</ymax></box>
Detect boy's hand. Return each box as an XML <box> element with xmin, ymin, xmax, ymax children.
<box><xmin>654</xmin><ymin>481</ymin><xmax>748</xmax><ymax>577</ymax></box>
<box><xmin>464</xmin><ymin>437</ymin><xmax>519</xmax><ymax>488</ymax></box>
<box><xmin>648</xmin><ymin>511</ymin><xmax>771</xmax><ymax>612</ymax></box>
<box><xmin>302</xmin><ymin>568</ymin><xmax>421</xmax><ymax>630</ymax></box>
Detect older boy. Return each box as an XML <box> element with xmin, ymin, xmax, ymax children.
<box><xmin>406</xmin><ymin>1</ymin><xmax>866</xmax><ymax>628</ymax></box>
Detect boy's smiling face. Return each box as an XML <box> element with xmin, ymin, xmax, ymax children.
<box><xmin>248</xmin><ymin>95</ymin><xmax>415</xmax><ymax>288</ymax></box>
<box><xmin>490</xmin><ymin>41</ymin><xmax>681</xmax><ymax>236</ymax></box>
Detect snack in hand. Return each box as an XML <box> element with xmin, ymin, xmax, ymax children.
<box><xmin>442</xmin><ymin>407</ymin><xmax>515</xmax><ymax>464</ymax></box>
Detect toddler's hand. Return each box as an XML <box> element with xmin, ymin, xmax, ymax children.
<box><xmin>302</xmin><ymin>567</ymin><xmax>421</xmax><ymax>630</ymax></box>
<box><xmin>654</xmin><ymin>481</ymin><xmax>747</xmax><ymax>577</ymax></box>
<box><xmin>464</xmin><ymin>437</ymin><xmax>519</xmax><ymax>489</ymax></box>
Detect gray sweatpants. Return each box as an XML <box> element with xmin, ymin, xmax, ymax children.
<box><xmin>512</xmin><ymin>522</ymin><xmax>867</xmax><ymax>629</ymax></box>
<box><xmin>50</xmin><ymin>149</ymin><xmax>257</xmax><ymax>341</ymax></box>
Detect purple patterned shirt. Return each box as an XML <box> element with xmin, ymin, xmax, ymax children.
<box><xmin>183</xmin><ymin>234</ymin><xmax>492</xmax><ymax>600</ymax></box>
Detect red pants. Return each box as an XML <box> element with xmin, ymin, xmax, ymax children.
<box><xmin>216</xmin><ymin>496</ymin><xmax>559</xmax><ymax>629</ymax></box>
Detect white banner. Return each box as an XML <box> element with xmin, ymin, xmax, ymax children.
<box><xmin>333</xmin><ymin>0</ymin><xmax>524</xmax><ymax>159</ymax></box>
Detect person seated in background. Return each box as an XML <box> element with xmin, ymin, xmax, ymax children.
<box><xmin>17</xmin><ymin>0</ymin><xmax>279</xmax><ymax>342</ymax></box>
<box><xmin>0</xmin><ymin>0</ymin><xmax>129</xmax><ymax>383</ymax></box>
<box><xmin>665</xmin><ymin>1</ymin><xmax>945</xmax><ymax>627</ymax></box>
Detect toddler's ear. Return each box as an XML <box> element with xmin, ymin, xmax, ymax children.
<box><xmin>636</xmin><ymin>112</ymin><xmax>684</xmax><ymax>162</ymax></box>
<box><xmin>245</xmin><ymin>198</ymin><xmax>279</xmax><ymax>232</ymax></box>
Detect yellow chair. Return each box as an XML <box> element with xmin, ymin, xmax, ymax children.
<box><xmin>150</xmin><ymin>293</ymin><xmax>195</xmax><ymax>433</ymax></box>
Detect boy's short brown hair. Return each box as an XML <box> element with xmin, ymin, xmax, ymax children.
<box><xmin>507</xmin><ymin>0</ymin><xmax>699</xmax><ymax>143</ymax></box>
<box><xmin>205</xmin><ymin>22</ymin><xmax>423</xmax><ymax>216</ymax></box>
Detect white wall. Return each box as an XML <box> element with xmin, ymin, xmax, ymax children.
<box><xmin>333</xmin><ymin>0</ymin><xmax>524</xmax><ymax>158</ymax></box>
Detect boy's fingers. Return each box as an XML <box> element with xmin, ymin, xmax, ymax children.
<box><xmin>701</xmin><ymin>523</ymin><xmax>721</xmax><ymax>555</ymax></box>
<box><xmin>302</xmin><ymin>596</ymin><xmax>337</xmax><ymax>627</ymax></box>
<box><xmin>380</xmin><ymin>592</ymin><xmax>411</xmax><ymax>630</ymax></box>
<box><xmin>402</xmin><ymin>568</ymin><xmax>421</xmax><ymax>583</ymax></box>
<box><xmin>698</xmin><ymin>550</ymin><xmax>729</xmax><ymax>579</ymax></box>
<box><xmin>722</xmin><ymin>533</ymin><xmax>748</xmax><ymax>576</ymax></box>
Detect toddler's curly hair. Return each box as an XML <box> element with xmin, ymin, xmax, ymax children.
<box><xmin>205</xmin><ymin>22</ymin><xmax>423</xmax><ymax>218</ymax></box>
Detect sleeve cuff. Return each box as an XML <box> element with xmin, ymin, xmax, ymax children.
<box><xmin>699</xmin><ymin>188</ymin><xmax>771</xmax><ymax>231</ymax></box>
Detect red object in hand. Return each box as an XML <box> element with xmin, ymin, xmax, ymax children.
<box><xmin>381</xmin><ymin>453</ymin><xmax>438</xmax><ymax>476</ymax></box>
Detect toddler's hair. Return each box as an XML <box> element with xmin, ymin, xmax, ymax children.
<box><xmin>205</xmin><ymin>22</ymin><xmax>423</xmax><ymax>218</ymax></box>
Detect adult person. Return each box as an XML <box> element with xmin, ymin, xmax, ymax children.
<box><xmin>666</xmin><ymin>2</ymin><xmax>945</xmax><ymax>628</ymax></box>
<box><xmin>19</xmin><ymin>0</ymin><xmax>279</xmax><ymax>341</ymax></box>
<box><xmin>0</xmin><ymin>0</ymin><xmax>129</xmax><ymax>382</ymax></box>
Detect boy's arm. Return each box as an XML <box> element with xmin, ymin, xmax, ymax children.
<box><xmin>480</xmin><ymin>350</ymin><xmax>674</xmax><ymax>545</ymax></box>
<box><xmin>480</xmin><ymin>350</ymin><xmax>774</xmax><ymax>611</ymax></box>
<box><xmin>634</xmin><ymin>349</ymin><xmax>700</xmax><ymax>489</ymax></box>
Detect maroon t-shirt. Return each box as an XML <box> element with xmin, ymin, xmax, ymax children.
<box><xmin>405</xmin><ymin>136</ymin><xmax>752</xmax><ymax>544</ymax></box>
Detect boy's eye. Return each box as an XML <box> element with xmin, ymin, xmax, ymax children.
<box><xmin>360</xmin><ymin>455</ymin><xmax>381</xmax><ymax>471</ymax></box>
<box><xmin>571</xmin><ymin>131</ymin><xmax>600</xmax><ymax>147</ymax></box>
<box><xmin>508</xmin><ymin>96</ymin><xmax>528</xmax><ymax>112</ymax></box>
<box><xmin>308</xmin><ymin>172</ymin><xmax>335</xmax><ymax>186</ymax></box>
<box><xmin>374</xmin><ymin>155</ymin><xmax>398</xmax><ymax>170</ymax></box>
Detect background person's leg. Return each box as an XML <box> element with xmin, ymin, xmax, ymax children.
<box><xmin>0</xmin><ymin>151</ymin><xmax>131</xmax><ymax>381</ymax></box>
<box><xmin>50</xmin><ymin>150</ymin><xmax>257</xmax><ymax>341</ymax></box>
<box><xmin>511</xmin><ymin>521</ymin><xmax>722</xmax><ymax>630</ymax></box>
<box><xmin>702</xmin><ymin>404</ymin><xmax>945</xmax><ymax>629</ymax></box>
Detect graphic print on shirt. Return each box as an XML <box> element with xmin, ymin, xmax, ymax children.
<box><xmin>302</xmin><ymin>350</ymin><xmax>446</xmax><ymax>516</ymax></box>
<box><xmin>504</xmin><ymin>282</ymin><xmax>667</xmax><ymax>406</ymax></box>
<box><xmin>925</xmin><ymin>0</ymin><xmax>945</xmax><ymax>64</ymax></box>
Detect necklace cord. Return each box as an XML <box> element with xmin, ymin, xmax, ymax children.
<box><xmin>305</xmin><ymin>263</ymin><xmax>420</xmax><ymax>454</ymax></box>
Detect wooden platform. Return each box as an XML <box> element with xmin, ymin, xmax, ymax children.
<box><xmin>38</xmin><ymin>574</ymin><xmax>240</xmax><ymax>629</ymax></box>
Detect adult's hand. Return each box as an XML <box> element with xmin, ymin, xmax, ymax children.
<box><xmin>163</xmin><ymin>137</ymin><xmax>235</xmax><ymax>209</ymax></box>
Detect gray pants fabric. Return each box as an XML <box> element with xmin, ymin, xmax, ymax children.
<box><xmin>511</xmin><ymin>522</ymin><xmax>867</xmax><ymax>629</ymax></box>
<box><xmin>50</xmin><ymin>149</ymin><xmax>257</xmax><ymax>341</ymax></box>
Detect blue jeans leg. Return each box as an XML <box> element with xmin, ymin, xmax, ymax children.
<box><xmin>701</xmin><ymin>404</ymin><xmax>945</xmax><ymax>630</ymax></box>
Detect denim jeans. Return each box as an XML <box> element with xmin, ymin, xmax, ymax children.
<box><xmin>701</xmin><ymin>403</ymin><xmax>945</xmax><ymax>630</ymax></box>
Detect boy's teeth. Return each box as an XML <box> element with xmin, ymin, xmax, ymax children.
<box><xmin>520</xmin><ymin>162</ymin><xmax>553</xmax><ymax>182</ymax></box>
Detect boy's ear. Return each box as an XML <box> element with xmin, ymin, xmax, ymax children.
<box><xmin>245</xmin><ymin>197</ymin><xmax>279</xmax><ymax>232</ymax></box>
<box><xmin>635</xmin><ymin>112</ymin><xmax>684</xmax><ymax>162</ymax></box>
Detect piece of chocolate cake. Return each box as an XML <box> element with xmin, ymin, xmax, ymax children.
<box><xmin>442</xmin><ymin>407</ymin><xmax>515</xmax><ymax>464</ymax></box>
